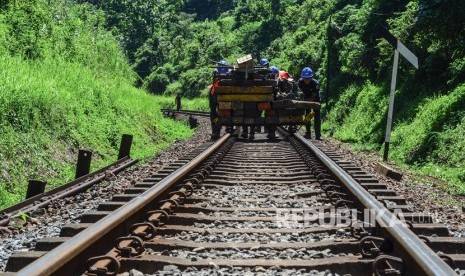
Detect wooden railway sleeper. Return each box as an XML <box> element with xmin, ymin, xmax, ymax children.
<box><xmin>85</xmin><ymin>138</ymin><xmax>235</xmax><ymax>275</ymax></box>
<box><xmin>417</xmin><ymin>236</ymin><xmax>457</xmax><ymax>268</ymax></box>
<box><xmin>80</xmin><ymin>138</ymin><xmax>235</xmax><ymax>276</ymax></box>
<box><xmin>360</xmin><ymin>236</ymin><xmax>393</xmax><ymax>258</ymax></box>
<box><xmin>437</xmin><ymin>253</ymin><xmax>456</xmax><ymax>268</ymax></box>
<box><xmin>86</xmin><ymin>186</ymin><xmax>205</xmax><ymax>273</ymax></box>
<box><xmin>373</xmin><ymin>255</ymin><xmax>405</xmax><ymax>276</ymax></box>
<box><xmin>85</xmin><ymin>255</ymin><xmax>120</xmax><ymax>276</ymax></box>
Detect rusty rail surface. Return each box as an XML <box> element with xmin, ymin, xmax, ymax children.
<box><xmin>14</xmin><ymin>134</ymin><xmax>231</xmax><ymax>276</ymax></box>
<box><xmin>0</xmin><ymin>157</ymin><xmax>138</xmax><ymax>227</ymax></box>
<box><xmin>292</xmin><ymin>132</ymin><xmax>457</xmax><ymax>275</ymax></box>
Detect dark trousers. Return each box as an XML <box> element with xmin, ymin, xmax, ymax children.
<box><xmin>209</xmin><ymin>96</ymin><xmax>221</xmax><ymax>137</ymax></box>
<box><xmin>305</xmin><ymin>109</ymin><xmax>321</xmax><ymax>138</ymax></box>
<box><xmin>242</xmin><ymin>126</ymin><xmax>255</xmax><ymax>135</ymax></box>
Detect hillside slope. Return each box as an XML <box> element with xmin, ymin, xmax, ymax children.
<box><xmin>0</xmin><ymin>0</ymin><xmax>200</xmax><ymax>208</ymax></box>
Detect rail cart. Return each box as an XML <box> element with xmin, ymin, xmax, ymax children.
<box><xmin>214</xmin><ymin>55</ymin><xmax>320</xmax><ymax>130</ymax></box>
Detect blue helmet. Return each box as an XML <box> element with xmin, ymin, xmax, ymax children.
<box><xmin>217</xmin><ymin>60</ymin><xmax>229</xmax><ymax>75</ymax></box>
<box><xmin>301</xmin><ymin>67</ymin><xmax>314</xmax><ymax>79</ymax></box>
<box><xmin>270</xmin><ymin>66</ymin><xmax>279</xmax><ymax>75</ymax></box>
<box><xmin>260</xmin><ymin>58</ymin><xmax>269</xmax><ymax>67</ymax></box>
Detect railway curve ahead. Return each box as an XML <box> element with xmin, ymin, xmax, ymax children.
<box><xmin>1</xmin><ymin>126</ymin><xmax>464</xmax><ymax>276</ymax></box>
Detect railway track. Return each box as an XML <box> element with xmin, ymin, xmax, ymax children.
<box><xmin>1</xmin><ymin>115</ymin><xmax>465</xmax><ymax>275</ymax></box>
<box><xmin>161</xmin><ymin>109</ymin><xmax>211</xmax><ymax>118</ymax></box>
<box><xmin>0</xmin><ymin>157</ymin><xmax>138</xmax><ymax>228</ymax></box>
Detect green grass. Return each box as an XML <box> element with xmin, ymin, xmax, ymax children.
<box><xmin>155</xmin><ymin>95</ymin><xmax>209</xmax><ymax>112</ymax></box>
<box><xmin>0</xmin><ymin>56</ymin><xmax>198</xmax><ymax>209</ymax></box>
<box><xmin>325</xmin><ymin>82</ymin><xmax>465</xmax><ymax>194</ymax></box>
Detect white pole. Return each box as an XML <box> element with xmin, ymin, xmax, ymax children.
<box><xmin>383</xmin><ymin>50</ymin><xmax>399</xmax><ymax>162</ymax></box>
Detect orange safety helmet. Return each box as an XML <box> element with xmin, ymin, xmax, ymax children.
<box><xmin>279</xmin><ymin>70</ymin><xmax>290</xmax><ymax>80</ymax></box>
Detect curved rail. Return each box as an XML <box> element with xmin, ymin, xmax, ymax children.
<box><xmin>0</xmin><ymin>157</ymin><xmax>138</xmax><ymax>227</ymax></box>
<box><xmin>161</xmin><ymin>109</ymin><xmax>210</xmax><ymax>117</ymax></box>
<box><xmin>15</xmin><ymin>133</ymin><xmax>232</xmax><ymax>276</ymax></box>
<box><xmin>293</xmin><ymin>132</ymin><xmax>456</xmax><ymax>275</ymax></box>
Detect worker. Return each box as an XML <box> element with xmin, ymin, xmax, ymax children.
<box><xmin>270</xmin><ymin>66</ymin><xmax>279</xmax><ymax>80</ymax></box>
<box><xmin>175</xmin><ymin>94</ymin><xmax>182</xmax><ymax>111</ymax></box>
<box><xmin>263</xmin><ymin>66</ymin><xmax>280</xmax><ymax>140</ymax></box>
<box><xmin>277</xmin><ymin>70</ymin><xmax>294</xmax><ymax>97</ymax></box>
<box><xmin>209</xmin><ymin>60</ymin><xmax>230</xmax><ymax>140</ymax></box>
<box><xmin>254</xmin><ymin>58</ymin><xmax>270</xmax><ymax>134</ymax></box>
<box><xmin>260</xmin><ymin>58</ymin><xmax>270</xmax><ymax>69</ymax></box>
<box><xmin>277</xmin><ymin>70</ymin><xmax>298</xmax><ymax>133</ymax></box>
<box><xmin>298</xmin><ymin>67</ymin><xmax>321</xmax><ymax>140</ymax></box>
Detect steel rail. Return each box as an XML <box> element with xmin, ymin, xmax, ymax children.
<box><xmin>0</xmin><ymin>157</ymin><xmax>138</xmax><ymax>226</ymax></box>
<box><xmin>16</xmin><ymin>133</ymin><xmax>232</xmax><ymax>276</ymax></box>
<box><xmin>293</xmin><ymin>133</ymin><xmax>456</xmax><ymax>275</ymax></box>
<box><xmin>161</xmin><ymin>109</ymin><xmax>210</xmax><ymax>117</ymax></box>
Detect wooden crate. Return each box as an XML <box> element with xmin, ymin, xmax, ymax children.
<box><xmin>218</xmin><ymin>102</ymin><xmax>232</xmax><ymax>109</ymax></box>
<box><xmin>232</xmin><ymin>110</ymin><xmax>244</xmax><ymax>117</ymax></box>
<box><xmin>231</xmin><ymin>110</ymin><xmax>261</xmax><ymax>117</ymax></box>
<box><xmin>237</xmin><ymin>54</ymin><xmax>254</xmax><ymax>69</ymax></box>
<box><xmin>231</xmin><ymin>101</ymin><xmax>243</xmax><ymax>110</ymax></box>
<box><xmin>293</xmin><ymin>101</ymin><xmax>321</xmax><ymax>110</ymax></box>
<box><xmin>220</xmin><ymin>79</ymin><xmax>277</xmax><ymax>87</ymax></box>
<box><xmin>216</xmin><ymin>86</ymin><xmax>273</xmax><ymax>94</ymax></box>
<box><xmin>217</xmin><ymin>94</ymin><xmax>273</xmax><ymax>102</ymax></box>
<box><xmin>218</xmin><ymin>110</ymin><xmax>231</xmax><ymax>117</ymax></box>
<box><xmin>272</xmin><ymin>100</ymin><xmax>321</xmax><ymax>110</ymax></box>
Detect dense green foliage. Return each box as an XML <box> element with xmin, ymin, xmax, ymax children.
<box><xmin>81</xmin><ymin>0</ymin><xmax>465</xmax><ymax>191</ymax></box>
<box><xmin>0</xmin><ymin>0</ymin><xmax>203</xmax><ymax>208</ymax></box>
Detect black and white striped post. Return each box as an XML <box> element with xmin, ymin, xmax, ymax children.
<box><xmin>379</xmin><ymin>27</ymin><xmax>419</xmax><ymax>162</ymax></box>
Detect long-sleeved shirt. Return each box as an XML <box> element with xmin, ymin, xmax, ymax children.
<box><xmin>298</xmin><ymin>78</ymin><xmax>320</xmax><ymax>102</ymax></box>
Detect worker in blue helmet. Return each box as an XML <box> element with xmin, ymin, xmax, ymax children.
<box><xmin>259</xmin><ymin>58</ymin><xmax>270</xmax><ymax>68</ymax></box>
<box><xmin>298</xmin><ymin>67</ymin><xmax>321</xmax><ymax>140</ymax></box>
<box><xmin>270</xmin><ymin>66</ymin><xmax>279</xmax><ymax>79</ymax></box>
<box><xmin>217</xmin><ymin>60</ymin><xmax>230</xmax><ymax>75</ymax></box>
